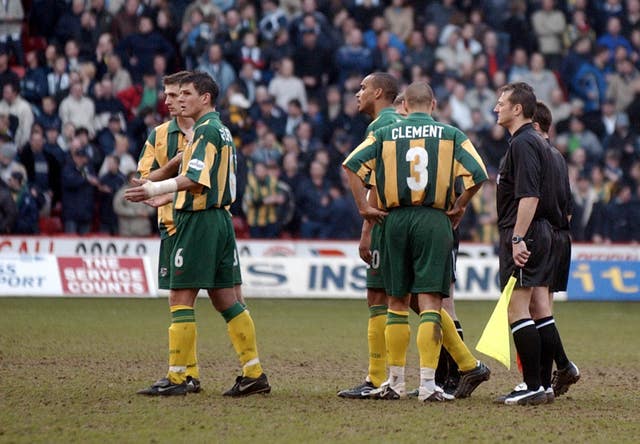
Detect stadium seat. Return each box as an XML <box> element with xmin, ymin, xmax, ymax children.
<box><xmin>39</xmin><ymin>216</ymin><xmax>63</xmax><ymax>235</ymax></box>
<box><xmin>232</xmin><ymin>216</ymin><xmax>250</xmax><ymax>239</ymax></box>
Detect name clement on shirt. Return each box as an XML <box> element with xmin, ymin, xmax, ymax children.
<box><xmin>391</xmin><ymin>125</ymin><xmax>444</xmax><ymax>140</ymax></box>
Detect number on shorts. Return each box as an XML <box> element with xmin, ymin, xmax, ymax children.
<box><xmin>174</xmin><ymin>248</ymin><xmax>184</xmax><ymax>268</ymax></box>
<box><xmin>233</xmin><ymin>249</ymin><xmax>239</xmax><ymax>266</ymax></box>
<box><xmin>229</xmin><ymin>150</ymin><xmax>237</xmax><ymax>200</ymax></box>
<box><xmin>370</xmin><ymin>250</ymin><xmax>380</xmax><ymax>269</ymax></box>
<box><xmin>406</xmin><ymin>147</ymin><xmax>428</xmax><ymax>191</ymax></box>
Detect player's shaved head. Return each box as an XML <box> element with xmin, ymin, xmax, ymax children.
<box><xmin>369</xmin><ymin>72</ymin><xmax>399</xmax><ymax>103</ymax></box>
<box><xmin>403</xmin><ymin>81</ymin><xmax>435</xmax><ymax>111</ymax></box>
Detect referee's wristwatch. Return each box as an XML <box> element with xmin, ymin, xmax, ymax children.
<box><xmin>511</xmin><ymin>235</ymin><xmax>525</xmax><ymax>244</ymax></box>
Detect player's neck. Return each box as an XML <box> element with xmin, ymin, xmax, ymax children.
<box><xmin>373</xmin><ymin>102</ymin><xmax>392</xmax><ymax>117</ymax></box>
<box><xmin>176</xmin><ymin>116</ymin><xmax>194</xmax><ymax>132</ymax></box>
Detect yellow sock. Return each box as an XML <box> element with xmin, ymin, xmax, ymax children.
<box><xmin>368</xmin><ymin>305</ymin><xmax>388</xmax><ymax>387</ymax></box>
<box><xmin>441</xmin><ymin>309</ymin><xmax>476</xmax><ymax>372</ymax></box>
<box><xmin>222</xmin><ymin>302</ymin><xmax>263</xmax><ymax>378</ymax></box>
<box><xmin>385</xmin><ymin>310</ymin><xmax>410</xmax><ymax>367</ymax></box>
<box><xmin>167</xmin><ymin>305</ymin><xmax>197</xmax><ymax>384</ymax></box>
<box><xmin>417</xmin><ymin>310</ymin><xmax>442</xmax><ymax>369</ymax></box>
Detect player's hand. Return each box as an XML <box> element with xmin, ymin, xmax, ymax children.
<box><xmin>143</xmin><ymin>193</ymin><xmax>173</xmax><ymax>208</ymax></box>
<box><xmin>512</xmin><ymin>241</ymin><xmax>531</xmax><ymax>267</ymax></box>
<box><xmin>359</xmin><ymin>206</ymin><xmax>387</xmax><ymax>225</ymax></box>
<box><xmin>446</xmin><ymin>203</ymin><xmax>466</xmax><ymax>229</ymax></box>
<box><xmin>130</xmin><ymin>177</ymin><xmax>146</xmax><ymax>186</ymax></box>
<box><xmin>358</xmin><ymin>233</ymin><xmax>372</xmax><ymax>264</ymax></box>
<box><xmin>124</xmin><ymin>181</ymin><xmax>150</xmax><ymax>202</ymax></box>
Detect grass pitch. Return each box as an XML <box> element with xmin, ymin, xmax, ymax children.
<box><xmin>1</xmin><ymin>298</ymin><xmax>639</xmax><ymax>444</ymax></box>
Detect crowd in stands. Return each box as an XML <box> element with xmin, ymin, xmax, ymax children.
<box><xmin>0</xmin><ymin>0</ymin><xmax>639</xmax><ymax>243</ymax></box>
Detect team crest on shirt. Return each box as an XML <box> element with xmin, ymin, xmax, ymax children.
<box><xmin>188</xmin><ymin>159</ymin><xmax>205</xmax><ymax>171</ymax></box>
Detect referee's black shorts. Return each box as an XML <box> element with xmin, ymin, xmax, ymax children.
<box><xmin>550</xmin><ymin>228</ymin><xmax>571</xmax><ymax>293</ymax></box>
<box><xmin>498</xmin><ymin>219</ymin><xmax>553</xmax><ymax>290</ymax></box>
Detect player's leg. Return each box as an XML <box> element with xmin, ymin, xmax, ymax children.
<box><xmin>338</xmin><ymin>223</ymin><xmax>387</xmax><ymax>398</ymax></box>
<box><xmin>209</xmin><ymin>210</ymin><xmax>269</xmax><ymax>397</ymax></box>
<box><xmin>369</xmin><ymin>211</ymin><xmax>411</xmax><ymax>400</ymax></box>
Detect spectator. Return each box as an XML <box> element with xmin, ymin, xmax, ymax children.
<box><xmin>563</xmin><ymin>9</ymin><xmax>596</xmax><ymax>49</ymax></box>
<box><xmin>449</xmin><ymin>82</ymin><xmax>473</xmax><ymax>131</ymax></box>
<box><xmin>65</xmin><ymin>39</ymin><xmax>82</xmax><ymax>73</ymax></box>
<box><xmin>106</xmin><ymin>53</ymin><xmax>133</xmax><ymax>94</ymax></box>
<box><xmin>93</xmin><ymin>78</ymin><xmax>127</xmax><ymax>133</ymax></box>
<box><xmin>7</xmin><ymin>171</ymin><xmax>41</xmax><ymax>234</ymax></box>
<box><xmin>96</xmin><ymin>114</ymin><xmax>125</xmax><ymax>156</ymax></box>
<box><xmin>243</xmin><ymin>161</ymin><xmax>285</xmax><ymax>238</ymax></box>
<box><xmin>0</xmin><ymin>46</ymin><xmax>18</xmax><ymax>94</ymax></box>
<box><xmin>116</xmin><ymin>70</ymin><xmax>160</xmax><ymax>120</ymax></box>
<box><xmin>0</xmin><ymin>82</ymin><xmax>34</xmax><ymax>149</ymax></box>
<box><xmin>508</xmin><ymin>48</ymin><xmax>530</xmax><ymax>83</ymax></box>
<box><xmin>21</xmin><ymin>51</ymin><xmax>49</xmax><ymax>106</ymax></box>
<box><xmin>54</xmin><ymin>0</ymin><xmax>84</xmax><ymax>46</ymax></box>
<box><xmin>571</xmin><ymin>45</ymin><xmax>610</xmax><ymax>115</ymax></box>
<box><xmin>548</xmin><ymin>88</ymin><xmax>572</xmax><ymax>125</ymax></box>
<box><xmin>296</xmin><ymin>159</ymin><xmax>332</xmax><ymax>238</ymax></box>
<box><xmin>284</xmin><ymin>99</ymin><xmax>305</xmax><ymax>137</ymax></box>
<box><xmin>59</xmin><ymin>82</ymin><xmax>96</xmax><ymax>138</ymax></box>
<box><xmin>111</xmin><ymin>0</ymin><xmax>149</xmax><ymax>42</ymax></box>
<box><xmin>94</xmin><ymin>32</ymin><xmax>115</xmax><ymax>80</ymax></box>
<box><xmin>99</xmin><ymin>133</ymin><xmax>136</xmax><ymax>176</ymax></box>
<box><xmin>503</xmin><ymin>0</ymin><xmax>537</xmax><ymax>55</ymax></box>
<box><xmin>0</xmin><ymin>0</ymin><xmax>24</xmax><ymax>65</ymax></box>
<box><xmin>335</xmin><ymin>28</ymin><xmax>373</xmax><ymax>83</ymax></box>
<box><xmin>521</xmin><ymin>52</ymin><xmax>559</xmax><ymax>105</ymax></box>
<box><xmin>113</xmin><ymin>172</ymin><xmax>155</xmax><ymax>236</ymax></box>
<box><xmin>607</xmin><ymin>58</ymin><xmax>640</xmax><ymax>113</ymax></box>
<box><xmin>424</xmin><ymin>0</ymin><xmax>457</xmax><ymax>31</ymax></box>
<box><xmin>259</xmin><ymin>0</ymin><xmax>288</xmax><ymax>42</ymax></box>
<box><xmin>531</xmin><ymin>0</ymin><xmax>566</xmax><ymax>70</ymax></box>
<box><xmin>252</xmin><ymin>130</ymin><xmax>283</xmax><ymax>166</ymax></box>
<box><xmin>404</xmin><ymin>30</ymin><xmax>434</xmax><ymax>77</ymax></box>
<box><xmin>363</xmin><ymin>15</ymin><xmax>406</xmax><ymax>54</ymax></box>
<box><xmin>564</xmin><ymin>116</ymin><xmax>604</xmax><ymax>164</ymax></box>
<box><xmin>596</xmin><ymin>16</ymin><xmax>633</xmax><ymax>65</ymax></box>
<box><xmin>482</xmin><ymin>30</ymin><xmax>509</xmax><ymax>79</ymax></box>
<box><xmin>98</xmin><ymin>155</ymin><xmax>126</xmax><ymax>235</ymax></box>
<box><xmin>47</xmin><ymin>55</ymin><xmax>71</xmax><ymax>103</ymax></box>
<box><xmin>18</xmin><ymin>130</ymin><xmax>61</xmax><ymax>216</ymax></box>
<box><xmin>91</xmin><ymin>0</ymin><xmax>113</xmax><ymax>35</ymax></box>
<box><xmin>293</xmin><ymin>28</ymin><xmax>331</xmax><ymax>97</ymax></box>
<box><xmin>0</xmin><ymin>176</ymin><xmax>16</xmax><ymax>233</ymax></box>
<box><xmin>604</xmin><ymin>183</ymin><xmax>640</xmax><ymax>242</ymax></box>
<box><xmin>252</xmin><ymin>94</ymin><xmax>287</xmax><ymax>139</ymax></box>
<box><xmin>117</xmin><ymin>14</ymin><xmax>175</xmax><ymax>82</ymax></box>
<box><xmin>435</xmin><ymin>25</ymin><xmax>473</xmax><ymax>73</ymax></box>
<box><xmin>61</xmin><ymin>144</ymin><xmax>99</xmax><ymax>234</ymax></box>
<box><xmin>238</xmin><ymin>31</ymin><xmax>266</xmax><ymax>81</ymax></box>
<box><xmin>571</xmin><ymin>172</ymin><xmax>600</xmax><ymax>241</ymax></box>
<box><xmin>197</xmin><ymin>43</ymin><xmax>237</xmax><ymax>100</ymax></box>
<box><xmin>384</xmin><ymin>0</ymin><xmax>413</xmax><ymax>43</ymax></box>
<box><xmin>466</xmin><ymin>70</ymin><xmax>496</xmax><ymax>127</ymax></box>
<box><xmin>0</xmin><ymin>142</ymin><xmax>25</xmax><ymax>185</ymax></box>
<box><xmin>268</xmin><ymin>57</ymin><xmax>307</xmax><ymax>112</ymax></box>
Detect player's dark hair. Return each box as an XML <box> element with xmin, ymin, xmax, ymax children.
<box><xmin>181</xmin><ymin>71</ymin><xmax>219</xmax><ymax>105</ymax></box>
<box><xmin>533</xmin><ymin>101</ymin><xmax>552</xmax><ymax>133</ymax></box>
<box><xmin>163</xmin><ymin>71</ymin><xmax>191</xmax><ymax>86</ymax></box>
<box><xmin>404</xmin><ymin>81</ymin><xmax>435</xmax><ymax>108</ymax></box>
<box><xmin>499</xmin><ymin>82</ymin><xmax>536</xmax><ymax>118</ymax></box>
<box><xmin>370</xmin><ymin>72</ymin><xmax>399</xmax><ymax>103</ymax></box>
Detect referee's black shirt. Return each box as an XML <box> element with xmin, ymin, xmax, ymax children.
<box><xmin>496</xmin><ymin>123</ymin><xmax>566</xmax><ymax>230</ymax></box>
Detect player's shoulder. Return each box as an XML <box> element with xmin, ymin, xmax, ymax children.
<box><xmin>153</xmin><ymin>120</ymin><xmax>172</xmax><ymax>133</ymax></box>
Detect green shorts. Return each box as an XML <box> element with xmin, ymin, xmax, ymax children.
<box><xmin>170</xmin><ymin>208</ymin><xmax>236</xmax><ymax>290</ymax></box>
<box><xmin>381</xmin><ymin>206</ymin><xmax>453</xmax><ymax>298</ymax></box>
<box><xmin>233</xmin><ymin>245</ymin><xmax>242</xmax><ymax>285</ymax></box>
<box><xmin>366</xmin><ymin>223</ymin><xmax>384</xmax><ymax>289</ymax></box>
<box><xmin>158</xmin><ymin>235</ymin><xmax>176</xmax><ymax>290</ymax></box>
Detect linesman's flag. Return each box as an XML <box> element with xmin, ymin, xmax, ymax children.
<box><xmin>475</xmin><ymin>275</ymin><xmax>516</xmax><ymax>369</ymax></box>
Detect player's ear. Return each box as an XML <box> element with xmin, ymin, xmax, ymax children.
<box><xmin>374</xmin><ymin>87</ymin><xmax>383</xmax><ymax>99</ymax></box>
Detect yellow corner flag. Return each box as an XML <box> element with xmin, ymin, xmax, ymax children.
<box><xmin>475</xmin><ymin>276</ymin><xmax>517</xmax><ymax>369</ymax></box>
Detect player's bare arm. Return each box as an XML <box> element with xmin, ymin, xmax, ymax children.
<box><xmin>124</xmin><ymin>175</ymin><xmax>199</xmax><ymax>202</ymax></box>
<box><xmin>358</xmin><ymin>189</ymin><xmax>379</xmax><ymax>263</ymax></box>
<box><xmin>147</xmin><ymin>152</ymin><xmax>183</xmax><ymax>181</ymax></box>
<box><xmin>512</xmin><ymin>196</ymin><xmax>539</xmax><ymax>267</ymax></box>
<box><xmin>446</xmin><ymin>182</ymin><xmax>484</xmax><ymax>229</ymax></box>
<box><xmin>343</xmin><ymin>167</ymin><xmax>387</xmax><ymax>224</ymax></box>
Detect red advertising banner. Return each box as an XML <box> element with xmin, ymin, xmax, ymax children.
<box><xmin>57</xmin><ymin>257</ymin><xmax>151</xmax><ymax>296</ymax></box>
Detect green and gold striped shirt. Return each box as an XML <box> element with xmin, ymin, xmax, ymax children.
<box><xmin>244</xmin><ymin>173</ymin><xmax>279</xmax><ymax>227</ymax></box>
<box><xmin>137</xmin><ymin>118</ymin><xmax>188</xmax><ymax>238</ymax></box>
<box><xmin>343</xmin><ymin>112</ymin><xmax>488</xmax><ymax>211</ymax></box>
<box><xmin>175</xmin><ymin>111</ymin><xmax>237</xmax><ymax>211</ymax></box>
<box><xmin>364</xmin><ymin>107</ymin><xmax>404</xmax><ymax>187</ymax></box>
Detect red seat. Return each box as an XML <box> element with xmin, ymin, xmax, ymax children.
<box><xmin>232</xmin><ymin>216</ymin><xmax>249</xmax><ymax>239</ymax></box>
<box><xmin>39</xmin><ymin>216</ymin><xmax>63</xmax><ymax>234</ymax></box>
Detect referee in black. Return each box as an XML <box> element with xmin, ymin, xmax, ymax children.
<box><xmin>530</xmin><ymin>101</ymin><xmax>580</xmax><ymax>400</ymax></box>
<box><xmin>493</xmin><ymin>82</ymin><xmax>558</xmax><ymax>405</ymax></box>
